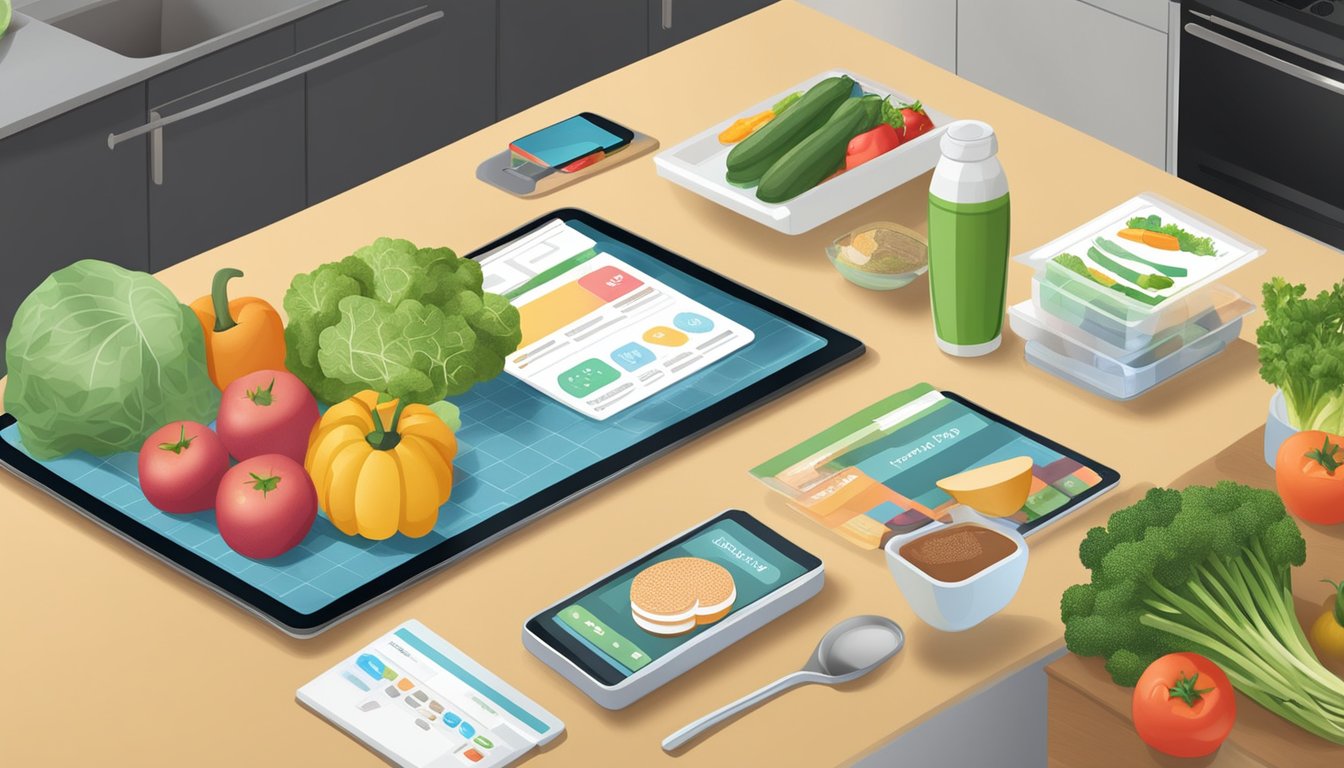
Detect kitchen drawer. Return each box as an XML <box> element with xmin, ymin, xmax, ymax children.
<box><xmin>298</xmin><ymin>0</ymin><xmax>495</xmax><ymax>203</ymax></box>
<box><xmin>497</xmin><ymin>0</ymin><xmax>650</xmax><ymax>118</ymax></box>
<box><xmin>147</xmin><ymin>26</ymin><xmax>306</xmax><ymax>270</ymax></box>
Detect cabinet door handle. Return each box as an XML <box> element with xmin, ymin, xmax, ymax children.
<box><xmin>107</xmin><ymin>10</ymin><xmax>445</xmax><ymax>150</ymax></box>
<box><xmin>662</xmin><ymin>0</ymin><xmax>673</xmax><ymax>30</ymax></box>
<box><xmin>1184</xmin><ymin>22</ymin><xmax>1344</xmax><ymax>98</ymax></box>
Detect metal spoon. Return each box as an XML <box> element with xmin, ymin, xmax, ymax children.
<box><xmin>662</xmin><ymin>615</ymin><xmax>905</xmax><ymax>752</ymax></box>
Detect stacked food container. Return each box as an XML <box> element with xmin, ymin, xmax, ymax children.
<box><xmin>1009</xmin><ymin>195</ymin><xmax>1263</xmax><ymax>400</ymax></box>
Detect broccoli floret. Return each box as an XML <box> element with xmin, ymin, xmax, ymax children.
<box><xmin>1060</xmin><ymin>482</ymin><xmax>1344</xmax><ymax>743</ymax></box>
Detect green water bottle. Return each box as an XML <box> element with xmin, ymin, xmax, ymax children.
<box><xmin>927</xmin><ymin>120</ymin><xmax>1011</xmax><ymax>357</ymax></box>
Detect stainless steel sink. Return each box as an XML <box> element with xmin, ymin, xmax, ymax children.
<box><xmin>47</xmin><ymin>0</ymin><xmax>309</xmax><ymax>58</ymax></box>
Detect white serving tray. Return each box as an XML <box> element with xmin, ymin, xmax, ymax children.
<box><xmin>654</xmin><ymin>70</ymin><xmax>954</xmax><ymax>235</ymax></box>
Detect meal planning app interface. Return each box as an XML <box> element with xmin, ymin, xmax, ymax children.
<box><xmin>550</xmin><ymin>518</ymin><xmax>807</xmax><ymax>678</ymax></box>
<box><xmin>480</xmin><ymin>219</ymin><xmax>754</xmax><ymax>419</ymax></box>
<box><xmin>752</xmin><ymin>384</ymin><xmax>1107</xmax><ymax>548</ymax></box>
<box><xmin>298</xmin><ymin>622</ymin><xmax>558</xmax><ymax>768</ymax></box>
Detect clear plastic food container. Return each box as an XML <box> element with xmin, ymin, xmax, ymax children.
<box><xmin>1017</xmin><ymin>194</ymin><xmax>1263</xmax><ymax>351</ymax></box>
<box><xmin>1020</xmin><ymin>283</ymin><xmax>1253</xmax><ymax>361</ymax></box>
<box><xmin>1010</xmin><ymin>299</ymin><xmax>1253</xmax><ymax>400</ymax></box>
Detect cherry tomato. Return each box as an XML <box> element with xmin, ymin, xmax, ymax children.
<box><xmin>1132</xmin><ymin>653</ymin><xmax>1236</xmax><ymax>758</ymax></box>
<box><xmin>138</xmin><ymin>421</ymin><xmax>229</xmax><ymax>514</ymax></box>
<box><xmin>845</xmin><ymin>123</ymin><xmax>902</xmax><ymax>169</ymax></box>
<box><xmin>897</xmin><ymin>102</ymin><xmax>935</xmax><ymax>143</ymax></box>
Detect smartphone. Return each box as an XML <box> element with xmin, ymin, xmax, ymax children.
<box><xmin>522</xmin><ymin>510</ymin><xmax>824</xmax><ymax>710</ymax></box>
<box><xmin>509</xmin><ymin>113</ymin><xmax>634</xmax><ymax>172</ymax></box>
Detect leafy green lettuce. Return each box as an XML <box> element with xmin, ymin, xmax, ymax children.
<box><xmin>1125</xmin><ymin>214</ymin><xmax>1217</xmax><ymax>256</ymax></box>
<box><xmin>283</xmin><ymin>238</ymin><xmax>521</xmax><ymax>407</ymax></box>
<box><xmin>4</xmin><ymin>260</ymin><xmax>219</xmax><ymax>459</ymax></box>
<box><xmin>1257</xmin><ymin>277</ymin><xmax>1344</xmax><ymax>433</ymax></box>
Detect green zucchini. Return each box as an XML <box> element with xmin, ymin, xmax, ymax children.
<box><xmin>755</xmin><ymin>95</ymin><xmax>883</xmax><ymax>204</ymax></box>
<box><xmin>725</xmin><ymin>76</ymin><xmax>854</xmax><ymax>186</ymax></box>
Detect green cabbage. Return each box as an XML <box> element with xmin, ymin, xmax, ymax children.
<box><xmin>283</xmin><ymin>238</ymin><xmax>521</xmax><ymax>406</ymax></box>
<box><xmin>4</xmin><ymin>259</ymin><xmax>220</xmax><ymax>459</ymax></box>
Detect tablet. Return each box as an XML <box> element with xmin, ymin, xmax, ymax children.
<box><xmin>750</xmin><ymin>383</ymin><xmax>1120</xmax><ymax>548</ymax></box>
<box><xmin>0</xmin><ymin>210</ymin><xmax>862</xmax><ymax>636</ymax></box>
<box><xmin>522</xmin><ymin>510</ymin><xmax>823</xmax><ymax>710</ymax></box>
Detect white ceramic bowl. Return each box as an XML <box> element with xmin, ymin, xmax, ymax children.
<box><xmin>884</xmin><ymin>508</ymin><xmax>1028</xmax><ymax>632</ymax></box>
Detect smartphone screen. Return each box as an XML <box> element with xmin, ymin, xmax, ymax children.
<box><xmin>510</xmin><ymin>114</ymin><xmax>632</xmax><ymax>168</ymax></box>
<box><xmin>526</xmin><ymin>510</ymin><xmax>820</xmax><ymax>686</ymax></box>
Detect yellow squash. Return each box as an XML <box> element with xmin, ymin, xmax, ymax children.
<box><xmin>305</xmin><ymin>391</ymin><xmax>456</xmax><ymax>540</ymax></box>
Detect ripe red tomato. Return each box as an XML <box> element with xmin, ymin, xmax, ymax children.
<box><xmin>216</xmin><ymin>369</ymin><xmax>320</xmax><ymax>464</ymax></box>
<box><xmin>215</xmin><ymin>454</ymin><xmax>317</xmax><ymax>559</ymax></box>
<box><xmin>845</xmin><ymin>123</ymin><xmax>902</xmax><ymax>170</ymax></box>
<box><xmin>1132</xmin><ymin>653</ymin><xmax>1236</xmax><ymax>758</ymax></box>
<box><xmin>1275</xmin><ymin>430</ymin><xmax>1344</xmax><ymax>525</ymax></box>
<box><xmin>897</xmin><ymin>102</ymin><xmax>934</xmax><ymax>143</ymax></box>
<box><xmin>138</xmin><ymin>421</ymin><xmax>229</xmax><ymax>514</ymax></box>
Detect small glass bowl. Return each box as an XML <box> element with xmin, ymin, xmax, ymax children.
<box><xmin>826</xmin><ymin>221</ymin><xmax>929</xmax><ymax>291</ymax></box>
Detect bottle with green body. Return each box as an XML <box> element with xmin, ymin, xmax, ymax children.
<box><xmin>927</xmin><ymin>120</ymin><xmax>1011</xmax><ymax>357</ymax></box>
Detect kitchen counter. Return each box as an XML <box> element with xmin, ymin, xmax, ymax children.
<box><xmin>2</xmin><ymin>2</ymin><xmax>1343</xmax><ymax>765</ymax></box>
<box><xmin>0</xmin><ymin>0</ymin><xmax>344</xmax><ymax>141</ymax></box>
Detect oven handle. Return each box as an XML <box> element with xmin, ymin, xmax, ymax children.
<box><xmin>1189</xmin><ymin>10</ymin><xmax>1344</xmax><ymax>76</ymax></box>
<box><xmin>1185</xmin><ymin>22</ymin><xmax>1344</xmax><ymax>98</ymax></box>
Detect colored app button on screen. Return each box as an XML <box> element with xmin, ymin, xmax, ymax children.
<box><xmin>577</xmin><ymin>265</ymin><xmax>643</xmax><ymax>301</ymax></box>
<box><xmin>643</xmin><ymin>326</ymin><xmax>688</xmax><ymax>346</ymax></box>
<box><xmin>558</xmin><ymin>358</ymin><xmax>621</xmax><ymax>397</ymax></box>
<box><xmin>674</xmin><ymin>312</ymin><xmax>715</xmax><ymax>333</ymax></box>
<box><xmin>356</xmin><ymin>654</ymin><xmax>386</xmax><ymax>680</ymax></box>
<box><xmin>611</xmin><ymin>342</ymin><xmax>656</xmax><ymax>372</ymax></box>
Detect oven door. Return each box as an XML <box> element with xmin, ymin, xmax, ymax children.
<box><xmin>1178</xmin><ymin>1</ymin><xmax>1344</xmax><ymax>249</ymax></box>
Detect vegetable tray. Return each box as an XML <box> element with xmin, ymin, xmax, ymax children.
<box><xmin>1016</xmin><ymin>193</ymin><xmax>1265</xmax><ymax>315</ymax></box>
<box><xmin>653</xmin><ymin>70</ymin><xmax>954</xmax><ymax>235</ymax></box>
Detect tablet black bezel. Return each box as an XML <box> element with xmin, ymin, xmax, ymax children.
<box><xmin>523</xmin><ymin>509</ymin><xmax>823</xmax><ymax>687</ymax></box>
<box><xmin>0</xmin><ymin>209</ymin><xmax>862</xmax><ymax>636</ymax></box>
<box><xmin>940</xmin><ymin>390</ymin><xmax>1121</xmax><ymax>536</ymax></box>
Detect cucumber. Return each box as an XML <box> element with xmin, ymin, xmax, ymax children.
<box><xmin>725</xmin><ymin>76</ymin><xmax>854</xmax><ymax>186</ymax></box>
<box><xmin>756</xmin><ymin>95</ymin><xmax>883</xmax><ymax>204</ymax></box>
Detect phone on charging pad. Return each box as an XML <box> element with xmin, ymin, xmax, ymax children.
<box><xmin>508</xmin><ymin>112</ymin><xmax>634</xmax><ymax>175</ymax></box>
<box><xmin>523</xmin><ymin>510</ymin><xmax>823</xmax><ymax>710</ymax></box>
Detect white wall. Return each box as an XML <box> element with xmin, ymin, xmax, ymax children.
<box><xmin>799</xmin><ymin>0</ymin><xmax>957</xmax><ymax>72</ymax></box>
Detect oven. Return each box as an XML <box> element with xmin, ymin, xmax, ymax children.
<box><xmin>1174</xmin><ymin>0</ymin><xmax>1344</xmax><ymax>249</ymax></box>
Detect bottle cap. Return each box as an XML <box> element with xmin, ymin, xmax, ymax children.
<box><xmin>940</xmin><ymin>120</ymin><xmax>998</xmax><ymax>162</ymax></box>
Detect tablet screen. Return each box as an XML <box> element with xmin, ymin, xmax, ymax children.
<box><xmin>531</xmin><ymin>510</ymin><xmax>819</xmax><ymax>685</ymax></box>
<box><xmin>0</xmin><ymin>214</ymin><xmax>840</xmax><ymax>628</ymax></box>
<box><xmin>751</xmin><ymin>383</ymin><xmax>1119</xmax><ymax>547</ymax></box>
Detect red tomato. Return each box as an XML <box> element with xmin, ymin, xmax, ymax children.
<box><xmin>845</xmin><ymin>123</ymin><xmax>902</xmax><ymax>170</ymax></box>
<box><xmin>216</xmin><ymin>369</ymin><xmax>320</xmax><ymax>464</ymax></box>
<box><xmin>138</xmin><ymin>421</ymin><xmax>229</xmax><ymax>514</ymax></box>
<box><xmin>215</xmin><ymin>454</ymin><xmax>317</xmax><ymax>559</ymax></box>
<box><xmin>897</xmin><ymin>102</ymin><xmax>935</xmax><ymax>143</ymax></box>
<box><xmin>1132</xmin><ymin>653</ymin><xmax>1236</xmax><ymax>758</ymax></box>
<box><xmin>1276</xmin><ymin>430</ymin><xmax>1344</xmax><ymax>525</ymax></box>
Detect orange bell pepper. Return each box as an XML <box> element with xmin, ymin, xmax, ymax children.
<box><xmin>190</xmin><ymin>268</ymin><xmax>287</xmax><ymax>390</ymax></box>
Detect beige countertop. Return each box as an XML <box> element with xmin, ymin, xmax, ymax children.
<box><xmin>3</xmin><ymin>2</ymin><xmax>1343</xmax><ymax>765</ymax></box>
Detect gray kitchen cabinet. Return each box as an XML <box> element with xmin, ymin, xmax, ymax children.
<box><xmin>146</xmin><ymin>26</ymin><xmax>307</xmax><ymax>271</ymax></box>
<box><xmin>497</xmin><ymin>0</ymin><xmax>650</xmax><ymax>118</ymax></box>
<box><xmin>798</xmin><ymin>0</ymin><xmax>956</xmax><ymax>71</ymax></box>
<box><xmin>298</xmin><ymin>0</ymin><xmax>496</xmax><ymax>204</ymax></box>
<box><xmin>0</xmin><ymin>85</ymin><xmax>149</xmax><ymax>376</ymax></box>
<box><xmin>956</xmin><ymin>0</ymin><xmax>1168</xmax><ymax>167</ymax></box>
<box><xmin>648</xmin><ymin>0</ymin><xmax>778</xmax><ymax>53</ymax></box>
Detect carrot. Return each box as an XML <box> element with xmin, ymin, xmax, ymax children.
<box><xmin>719</xmin><ymin>110</ymin><xmax>775</xmax><ymax>144</ymax></box>
<box><xmin>1118</xmin><ymin>228</ymin><xmax>1148</xmax><ymax>243</ymax></box>
<box><xmin>1141</xmin><ymin>231</ymin><xmax>1181</xmax><ymax>250</ymax></box>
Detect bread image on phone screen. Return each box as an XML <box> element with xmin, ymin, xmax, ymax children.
<box><xmin>629</xmin><ymin>558</ymin><xmax>736</xmax><ymax>636</ymax></box>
